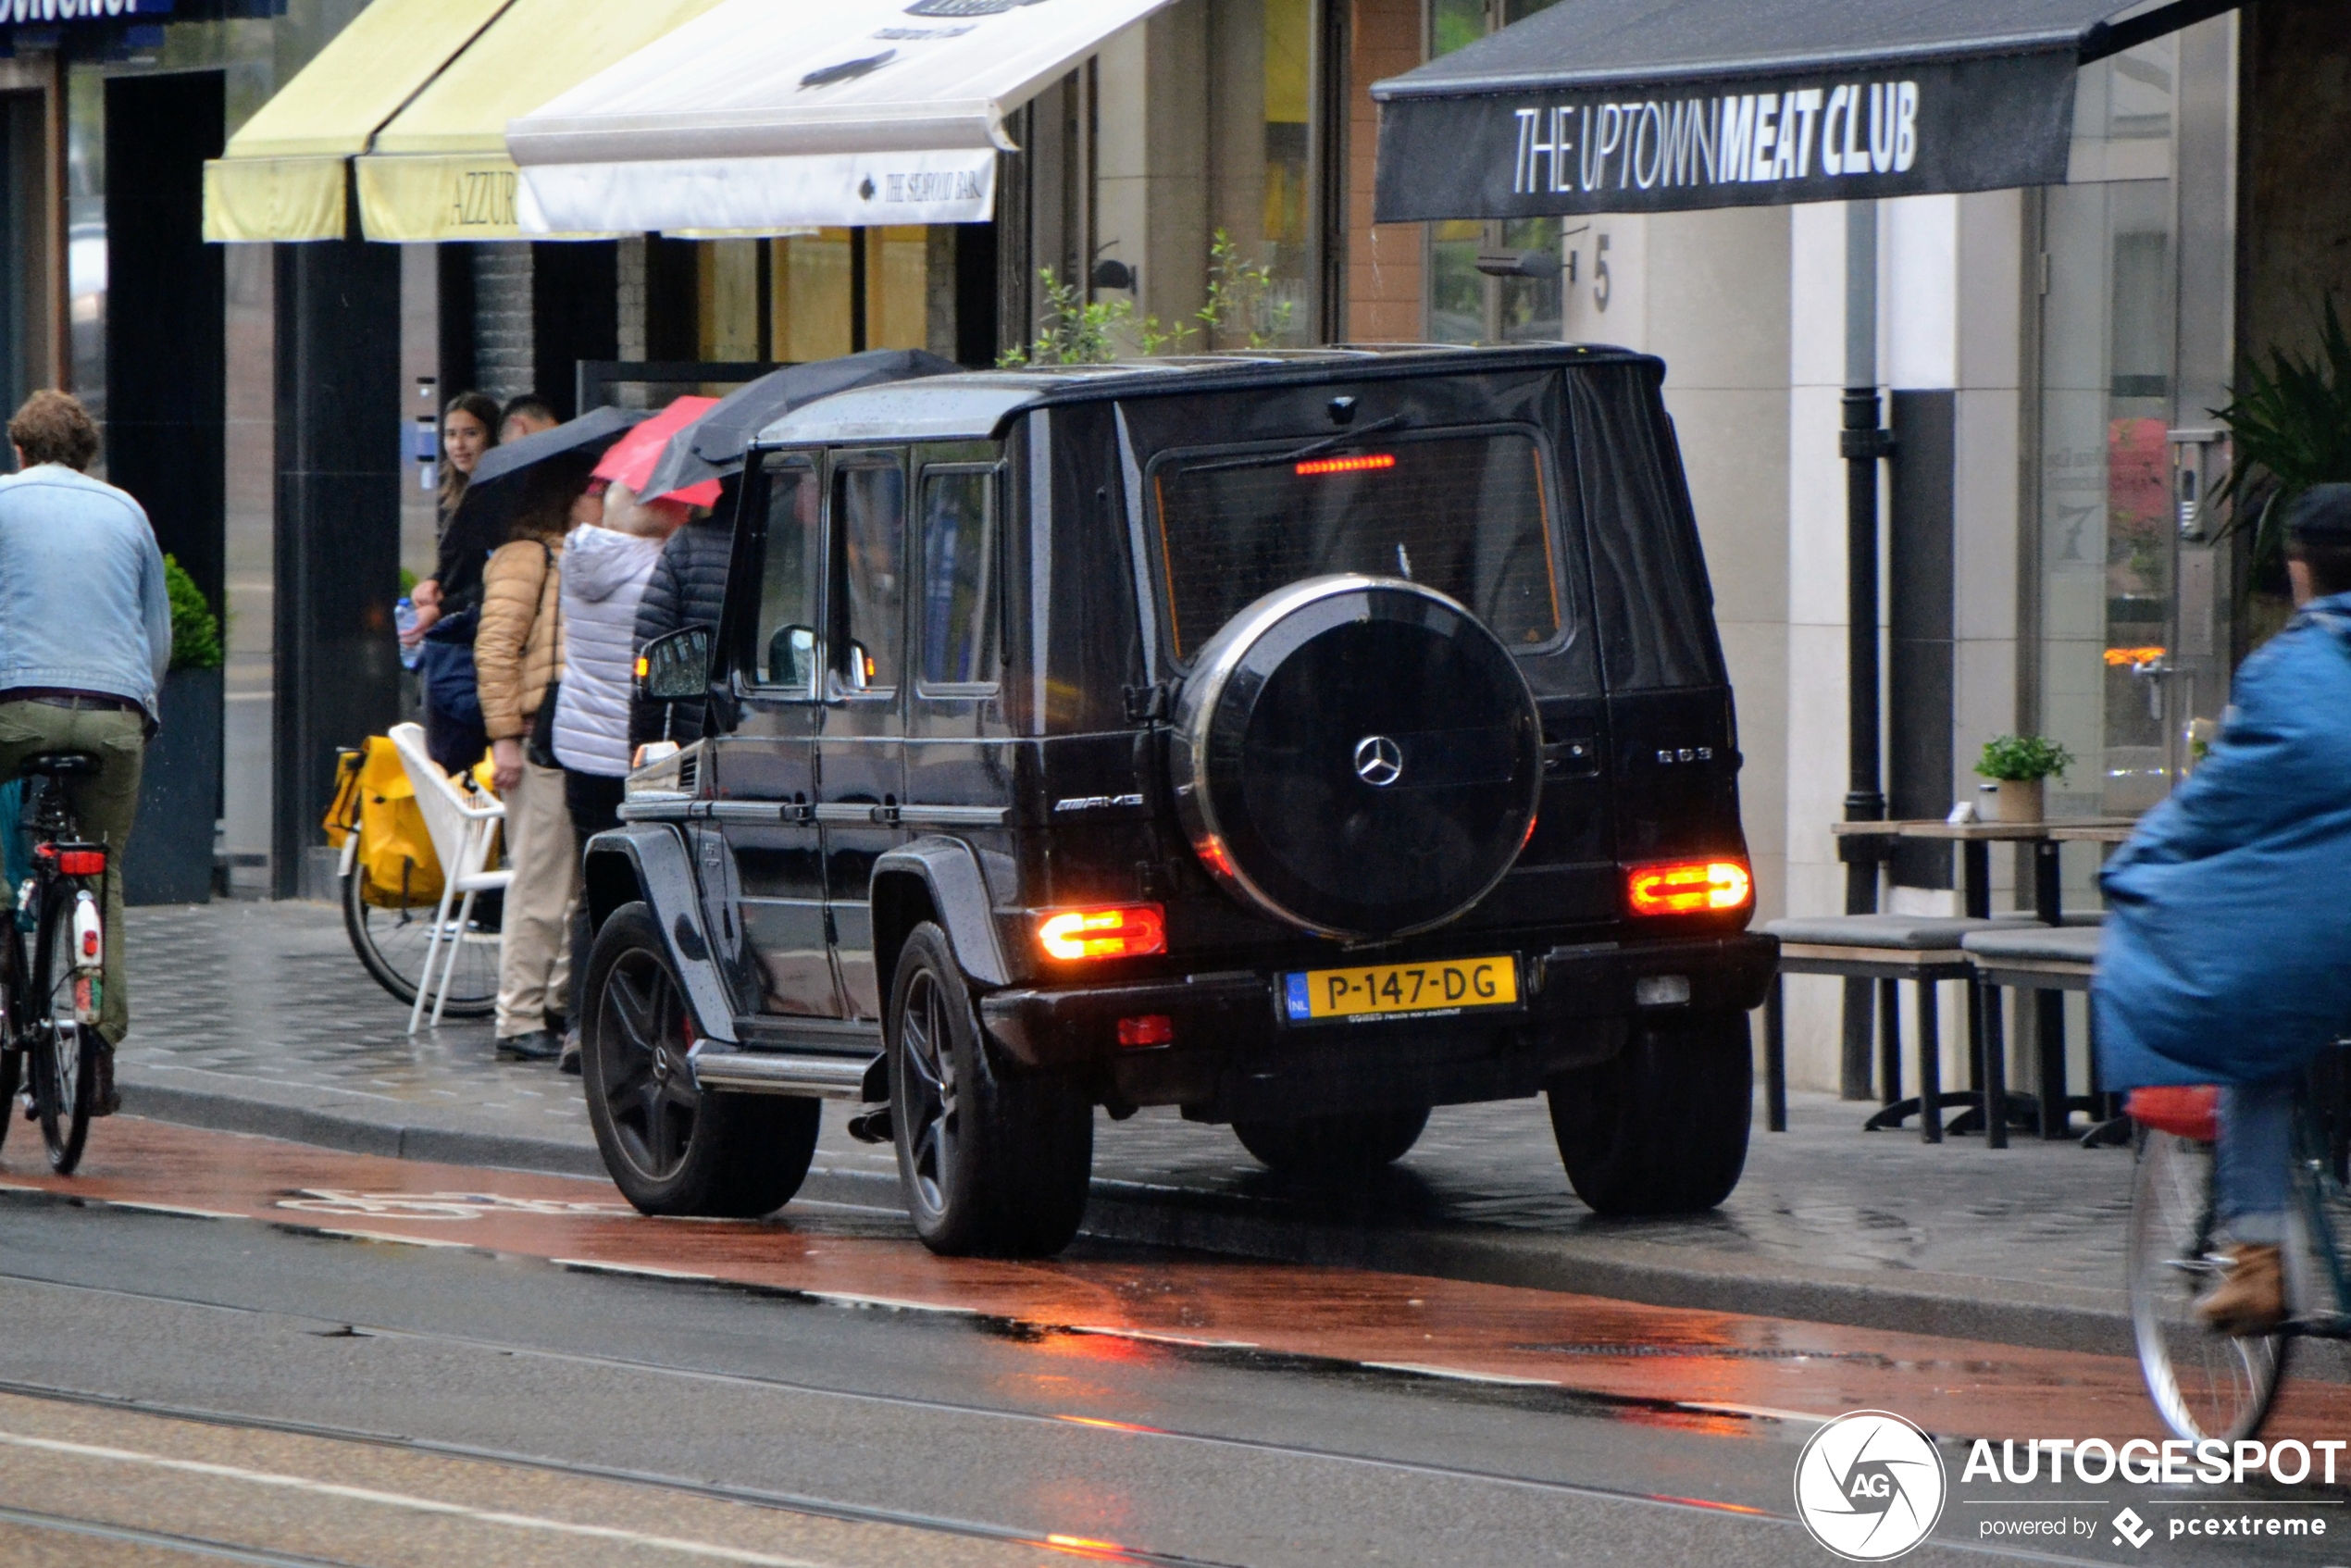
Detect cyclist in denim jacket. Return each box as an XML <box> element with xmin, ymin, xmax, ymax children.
<box><xmin>2097</xmin><ymin>484</ymin><xmax>2351</xmax><ymax>1335</ymax></box>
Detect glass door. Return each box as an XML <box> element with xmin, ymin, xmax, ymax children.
<box><xmin>2034</xmin><ymin>13</ymin><xmax>2236</xmax><ymax>822</ymax></box>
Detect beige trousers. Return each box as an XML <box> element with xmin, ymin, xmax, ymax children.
<box><xmin>495</xmin><ymin>758</ymin><xmax>577</xmax><ymax>1038</ymax></box>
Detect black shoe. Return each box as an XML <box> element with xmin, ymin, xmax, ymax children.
<box><xmin>496</xmin><ymin>1029</ymin><xmax>562</xmax><ymax>1062</ymax></box>
<box><xmin>558</xmin><ymin>1031</ymin><xmax>582</xmax><ymax>1077</ymax></box>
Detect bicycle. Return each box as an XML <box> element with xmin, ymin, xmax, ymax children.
<box><xmin>0</xmin><ymin>752</ymin><xmax>112</xmax><ymax>1174</ymax></box>
<box><xmin>326</xmin><ymin>740</ymin><xmax>501</xmax><ymax>1019</ymax></box>
<box><xmin>2127</xmin><ymin>1059</ymin><xmax>2351</xmax><ymax>1441</ymax></box>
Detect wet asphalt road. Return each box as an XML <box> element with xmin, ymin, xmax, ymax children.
<box><xmin>0</xmin><ymin>1184</ymin><xmax>2346</xmax><ymax>1568</ymax></box>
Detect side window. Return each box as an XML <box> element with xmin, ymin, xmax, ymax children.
<box><xmin>752</xmin><ymin>462</ymin><xmax>820</xmax><ymax>694</ymax></box>
<box><xmin>833</xmin><ymin>460</ymin><xmax>906</xmax><ymax>695</ymax></box>
<box><xmin>918</xmin><ymin>468</ymin><xmax>999</xmax><ymax>690</ymax></box>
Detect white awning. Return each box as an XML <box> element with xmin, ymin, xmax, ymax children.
<box><xmin>506</xmin><ymin>0</ymin><xmax>1175</xmax><ymax>234</ymax></box>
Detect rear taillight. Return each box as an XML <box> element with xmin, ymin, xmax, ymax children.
<box><xmin>1625</xmin><ymin>859</ymin><xmax>1753</xmax><ymax>916</ymax></box>
<box><xmin>57</xmin><ymin>850</ymin><xmax>106</xmax><ymax>877</ymax></box>
<box><xmin>1038</xmin><ymin>905</ymin><xmax>1167</xmax><ymax>962</ymax></box>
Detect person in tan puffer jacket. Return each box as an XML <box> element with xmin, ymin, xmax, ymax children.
<box><xmin>474</xmin><ymin>454</ymin><xmax>601</xmax><ymax>1060</ymax></box>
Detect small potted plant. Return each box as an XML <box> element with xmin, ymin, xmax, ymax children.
<box><xmin>1976</xmin><ymin>735</ymin><xmax>2073</xmax><ymax>824</ymax></box>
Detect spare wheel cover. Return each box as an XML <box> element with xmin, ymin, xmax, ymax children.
<box><xmin>1170</xmin><ymin>574</ymin><xmax>1543</xmax><ymax>940</ymax></box>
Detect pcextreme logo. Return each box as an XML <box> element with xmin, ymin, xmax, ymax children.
<box><xmin>1794</xmin><ymin>1411</ymin><xmax>1948</xmax><ymax>1561</ymax></box>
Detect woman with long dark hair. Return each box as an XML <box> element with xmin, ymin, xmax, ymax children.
<box><xmin>403</xmin><ymin>392</ymin><xmax>505</xmax><ymax>770</ymax></box>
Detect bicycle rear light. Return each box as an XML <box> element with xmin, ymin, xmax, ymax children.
<box><xmin>1038</xmin><ymin>905</ymin><xmax>1166</xmax><ymax>962</ymax></box>
<box><xmin>1624</xmin><ymin>859</ymin><xmax>1753</xmax><ymax>916</ymax></box>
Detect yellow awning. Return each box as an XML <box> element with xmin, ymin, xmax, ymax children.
<box><xmin>355</xmin><ymin>0</ymin><xmax>728</xmax><ymax>243</ymax></box>
<box><xmin>203</xmin><ymin>0</ymin><xmax>512</xmax><ymax>243</ymax></box>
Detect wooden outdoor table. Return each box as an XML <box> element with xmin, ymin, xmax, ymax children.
<box><xmin>1824</xmin><ymin>818</ymin><xmax>2139</xmax><ymax>1141</ymax></box>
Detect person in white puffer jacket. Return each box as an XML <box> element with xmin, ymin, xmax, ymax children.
<box><xmin>553</xmin><ymin>482</ymin><xmax>686</xmax><ymax>1071</ymax></box>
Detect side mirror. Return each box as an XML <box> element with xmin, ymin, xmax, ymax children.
<box><xmin>767</xmin><ymin>625</ymin><xmax>816</xmax><ymax>691</ymax></box>
<box><xmin>639</xmin><ymin>625</ymin><xmax>713</xmax><ymax>702</ymax></box>
<box><xmin>843</xmin><ymin>640</ymin><xmax>874</xmax><ymax>692</ymax></box>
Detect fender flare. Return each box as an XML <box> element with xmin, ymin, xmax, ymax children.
<box><xmin>871</xmin><ymin>836</ymin><xmax>1012</xmax><ymax>999</ymax></box>
<box><xmin>579</xmin><ymin>824</ymin><xmax>737</xmax><ymax>1044</ymax></box>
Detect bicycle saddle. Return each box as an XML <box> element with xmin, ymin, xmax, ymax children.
<box><xmin>19</xmin><ymin>752</ymin><xmax>100</xmax><ymax>778</ymax></box>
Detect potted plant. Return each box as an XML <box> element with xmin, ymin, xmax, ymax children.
<box><xmin>1976</xmin><ymin>735</ymin><xmax>2073</xmax><ymax>824</ymax></box>
<box><xmin>2213</xmin><ymin>295</ymin><xmax>2351</xmax><ymax>643</ymax></box>
<box><xmin>124</xmin><ymin>555</ymin><xmax>225</xmax><ymax>904</ymax></box>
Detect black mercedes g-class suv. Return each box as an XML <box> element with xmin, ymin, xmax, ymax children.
<box><xmin>581</xmin><ymin>345</ymin><xmax>1776</xmax><ymax>1257</ymax></box>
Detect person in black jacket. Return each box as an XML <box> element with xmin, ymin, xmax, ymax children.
<box><xmin>628</xmin><ymin>491</ymin><xmax>735</xmax><ymax>750</ymax></box>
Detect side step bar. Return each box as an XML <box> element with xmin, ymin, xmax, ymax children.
<box><xmin>689</xmin><ymin>1045</ymin><xmax>880</xmax><ymax>1101</ymax></box>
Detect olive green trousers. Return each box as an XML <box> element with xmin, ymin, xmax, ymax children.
<box><xmin>0</xmin><ymin>700</ymin><xmax>146</xmax><ymax>1045</ymax></box>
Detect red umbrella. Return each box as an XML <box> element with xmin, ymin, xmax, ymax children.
<box><xmin>593</xmin><ymin>395</ymin><xmax>723</xmax><ymax>506</ymax></box>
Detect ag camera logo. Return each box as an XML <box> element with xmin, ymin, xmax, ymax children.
<box><xmin>1794</xmin><ymin>1411</ymin><xmax>1947</xmax><ymax>1561</ymax></box>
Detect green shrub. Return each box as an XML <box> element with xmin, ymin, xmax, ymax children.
<box><xmin>164</xmin><ymin>554</ymin><xmax>224</xmax><ymax>672</ymax></box>
<box><xmin>1975</xmin><ymin>734</ymin><xmax>2072</xmax><ymax>783</ymax></box>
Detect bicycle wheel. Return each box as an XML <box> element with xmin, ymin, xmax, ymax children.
<box><xmin>0</xmin><ymin>921</ymin><xmax>20</xmax><ymax>1159</ymax></box>
<box><xmin>28</xmin><ymin>886</ymin><xmax>96</xmax><ymax>1175</ymax></box>
<box><xmin>342</xmin><ymin>871</ymin><xmax>500</xmax><ymax>1019</ymax></box>
<box><xmin>2129</xmin><ymin>1128</ymin><xmax>2288</xmax><ymax>1441</ymax></box>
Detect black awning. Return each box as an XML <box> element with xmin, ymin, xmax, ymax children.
<box><xmin>1371</xmin><ymin>0</ymin><xmax>2235</xmax><ymax>222</ymax></box>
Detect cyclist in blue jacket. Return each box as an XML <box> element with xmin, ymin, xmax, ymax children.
<box><xmin>0</xmin><ymin>391</ymin><xmax>171</xmax><ymax>1110</ymax></box>
<box><xmin>2096</xmin><ymin>483</ymin><xmax>2351</xmax><ymax>1335</ymax></box>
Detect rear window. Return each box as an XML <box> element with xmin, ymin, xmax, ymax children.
<box><xmin>1148</xmin><ymin>429</ymin><xmax>1561</xmax><ymax>660</ymax></box>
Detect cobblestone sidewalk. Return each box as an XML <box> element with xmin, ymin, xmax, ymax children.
<box><xmin>115</xmin><ymin>899</ymin><xmax>2147</xmax><ymax>1350</ymax></box>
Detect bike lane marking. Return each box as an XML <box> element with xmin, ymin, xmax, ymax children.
<box><xmin>8</xmin><ymin>1114</ymin><xmax>2350</xmax><ymax>1446</ymax></box>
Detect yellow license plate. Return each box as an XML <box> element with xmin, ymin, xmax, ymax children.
<box><xmin>1282</xmin><ymin>955</ymin><xmax>1519</xmax><ymax>1023</ymax></box>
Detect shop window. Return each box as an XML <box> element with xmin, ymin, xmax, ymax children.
<box><xmin>698</xmin><ymin>240</ymin><xmax>763</xmax><ymax>362</ymax></box>
<box><xmin>776</xmin><ymin>230</ymin><xmax>854</xmax><ymax>363</ymax></box>
<box><xmin>868</xmin><ymin>226</ymin><xmax>930</xmax><ymax>352</ymax></box>
<box><xmin>1206</xmin><ymin>0</ymin><xmax>1314</xmax><ymax>347</ymax></box>
<box><xmin>1424</xmin><ymin>1</ymin><xmax>1563</xmax><ymax>344</ymax></box>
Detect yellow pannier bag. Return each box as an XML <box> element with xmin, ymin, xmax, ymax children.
<box><xmin>324</xmin><ymin>736</ymin><xmax>502</xmax><ymax>908</ymax></box>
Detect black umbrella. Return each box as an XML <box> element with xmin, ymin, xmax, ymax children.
<box><xmin>635</xmin><ymin>348</ymin><xmax>960</xmax><ymax>502</ymax></box>
<box><xmin>450</xmin><ymin>404</ymin><xmax>650</xmax><ymax>543</ymax></box>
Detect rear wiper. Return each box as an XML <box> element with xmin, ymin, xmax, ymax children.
<box><xmin>1180</xmin><ymin>413</ymin><xmax>1410</xmax><ymax>477</ymax></box>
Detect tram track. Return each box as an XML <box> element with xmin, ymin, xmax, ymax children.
<box><xmin>0</xmin><ymin>1500</ymin><xmax>365</xmax><ymax>1568</ymax></box>
<box><xmin>0</xmin><ymin>1191</ymin><xmax>2131</xmax><ymax>1566</ymax></box>
<box><xmin>0</xmin><ymin>1264</ymin><xmax>1815</xmax><ymax>1562</ymax></box>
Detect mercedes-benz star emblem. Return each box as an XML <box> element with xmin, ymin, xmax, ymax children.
<box><xmin>1353</xmin><ymin>735</ymin><xmax>1403</xmax><ymax>788</ymax></box>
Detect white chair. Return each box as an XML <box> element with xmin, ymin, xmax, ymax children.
<box><xmin>389</xmin><ymin>723</ymin><xmax>513</xmax><ymax>1033</ymax></box>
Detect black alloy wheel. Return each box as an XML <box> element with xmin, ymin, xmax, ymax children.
<box><xmin>1232</xmin><ymin>1106</ymin><xmax>1431</xmax><ymax>1177</ymax></box>
<box><xmin>581</xmin><ymin>902</ymin><xmax>818</xmax><ymax>1218</ymax></box>
<box><xmin>30</xmin><ymin>885</ymin><xmax>96</xmax><ymax>1175</ymax></box>
<box><xmin>1547</xmin><ymin>1010</ymin><xmax>1752</xmax><ymax>1216</ymax></box>
<box><xmin>888</xmin><ymin>922</ymin><xmax>1092</xmax><ymax>1258</ymax></box>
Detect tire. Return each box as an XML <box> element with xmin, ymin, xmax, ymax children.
<box><xmin>582</xmin><ymin>902</ymin><xmax>819</xmax><ymax>1218</ymax></box>
<box><xmin>29</xmin><ymin>886</ymin><xmax>95</xmax><ymax>1175</ymax></box>
<box><xmin>889</xmin><ymin>922</ymin><xmax>1092</xmax><ymax>1257</ymax></box>
<box><xmin>0</xmin><ymin>924</ymin><xmax>20</xmax><ymax>1160</ymax></box>
<box><xmin>1233</xmin><ymin>1106</ymin><xmax>1430</xmax><ymax>1176</ymax></box>
<box><xmin>1169</xmin><ymin>575</ymin><xmax>1542</xmax><ymax>940</ymax></box>
<box><xmin>343</xmin><ymin>869</ymin><xmax>499</xmax><ymax>1019</ymax></box>
<box><xmin>2129</xmin><ymin>1128</ymin><xmax>2287</xmax><ymax>1441</ymax></box>
<box><xmin>1548</xmin><ymin>1011</ymin><xmax>1751</xmax><ymax>1216</ymax></box>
